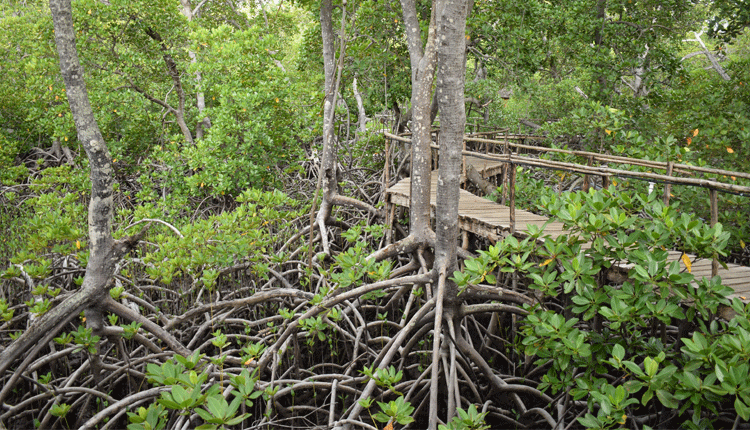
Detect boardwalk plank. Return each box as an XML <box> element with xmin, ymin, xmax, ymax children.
<box><xmin>387</xmin><ymin>155</ymin><xmax>750</xmax><ymax>295</ymax></box>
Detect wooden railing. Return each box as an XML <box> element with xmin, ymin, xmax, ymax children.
<box><xmin>383</xmin><ymin>131</ymin><xmax>750</xmax><ymax>275</ymax></box>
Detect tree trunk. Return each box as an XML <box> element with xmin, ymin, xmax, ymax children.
<box><xmin>143</xmin><ymin>26</ymin><xmax>194</xmax><ymax>145</ymax></box>
<box><xmin>466</xmin><ymin>164</ymin><xmax>496</xmax><ymax>196</ymax></box>
<box><xmin>401</xmin><ymin>0</ymin><xmax>438</xmax><ymax>245</ymax></box>
<box><xmin>312</xmin><ymin>0</ymin><xmax>341</xmax><ymax>258</ymax></box>
<box><xmin>429</xmin><ymin>0</ymin><xmax>468</xmax><ymax>426</ymax></box>
<box><xmin>0</xmin><ymin>0</ymin><xmax>187</xmax><ymax>403</ymax></box>
<box><xmin>593</xmin><ymin>0</ymin><xmax>608</xmax><ymax>95</ymax></box>
<box><xmin>179</xmin><ymin>0</ymin><xmax>212</xmax><ymax>140</ymax></box>
<box><xmin>365</xmin><ymin>0</ymin><xmax>439</xmax><ymax>262</ymax></box>
<box><xmin>435</xmin><ymin>0</ymin><xmax>467</xmax><ymax>309</ymax></box>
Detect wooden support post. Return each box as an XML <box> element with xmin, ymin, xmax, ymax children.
<box><xmin>583</xmin><ymin>155</ymin><xmax>593</xmax><ymax>192</ymax></box>
<box><xmin>432</xmin><ymin>130</ymin><xmax>439</xmax><ymax>170</ymax></box>
<box><xmin>510</xmin><ymin>160</ymin><xmax>516</xmax><ymax>235</ymax></box>
<box><xmin>384</xmin><ymin>137</ymin><xmax>391</xmax><ymax>190</ymax></box>
<box><xmin>383</xmin><ymin>137</ymin><xmax>392</xmax><ymax>245</ymax></box>
<box><xmin>385</xmin><ymin>198</ymin><xmax>396</xmax><ymax>245</ymax></box>
<box><xmin>603</xmin><ymin>175</ymin><xmax>610</xmax><ymax>189</ymax></box>
<box><xmin>462</xmin><ymin>139</ymin><xmax>467</xmax><ymax>188</ymax></box>
<box><xmin>663</xmin><ymin>161</ymin><xmax>674</xmax><ymax>206</ymax></box>
<box><xmin>501</xmin><ymin>134</ymin><xmax>510</xmax><ymax>205</ymax></box>
<box><xmin>710</xmin><ymin>188</ymin><xmax>719</xmax><ymax>277</ymax></box>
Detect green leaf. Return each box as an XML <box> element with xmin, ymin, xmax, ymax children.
<box><xmin>655</xmin><ymin>389</ymin><xmax>678</xmax><ymax>409</ymax></box>
<box><xmin>735</xmin><ymin>398</ymin><xmax>750</xmax><ymax>420</ymax></box>
<box><xmin>612</xmin><ymin>343</ymin><xmax>625</xmax><ymax>361</ymax></box>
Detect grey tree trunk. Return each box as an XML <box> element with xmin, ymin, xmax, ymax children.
<box><xmin>310</xmin><ymin>0</ymin><xmax>342</xmax><ymax>259</ymax></box>
<box><xmin>313</xmin><ymin>0</ymin><xmax>378</xmax><ymax>260</ymax></box>
<box><xmin>0</xmin><ymin>0</ymin><xmax>188</xmax><ymax>403</ymax></box>
<box><xmin>142</xmin><ymin>26</ymin><xmax>194</xmax><ymax>145</ymax></box>
<box><xmin>434</xmin><ymin>0</ymin><xmax>467</xmax><ymax>303</ymax></box>
<box><xmin>402</xmin><ymin>0</ymin><xmax>438</xmax><ymax>245</ymax></box>
<box><xmin>366</xmin><ymin>0</ymin><xmax>439</xmax><ymax>262</ymax></box>
<box><xmin>429</xmin><ymin>0</ymin><xmax>468</xmax><ymax>426</ymax></box>
<box><xmin>179</xmin><ymin>0</ymin><xmax>212</xmax><ymax>140</ymax></box>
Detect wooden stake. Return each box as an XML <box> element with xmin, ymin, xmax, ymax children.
<box><xmin>711</xmin><ymin>188</ymin><xmax>719</xmax><ymax>277</ymax></box>
<box><xmin>462</xmin><ymin>139</ymin><xmax>467</xmax><ymax>189</ymax></box>
<box><xmin>583</xmin><ymin>155</ymin><xmax>593</xmax><ymax>192</ymax></box>
<box><xmin>663</xmin><ymin>161</ymin><xmax>674</xmax><ymax>205</ymax></box>
<box><xmin>510</xmin><ymin>160</ymin><xmax>516</xmax><ymax>235</ymax></box>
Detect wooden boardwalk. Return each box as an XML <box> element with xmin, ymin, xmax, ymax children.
<box><xmin>386</xmin><ymin>155</ymin><xmax>750</xmax><ymax>300</ymax></box>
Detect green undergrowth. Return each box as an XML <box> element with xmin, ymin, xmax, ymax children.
<box><xmin>457</xmin><ymin>187</ymin><xmax>747</xmax><ymax>429</ymax></box>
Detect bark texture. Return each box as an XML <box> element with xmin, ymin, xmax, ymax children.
<box><xmin>315</xmin><ymin>0</ymin><xmax>339</xmax><ymax>248</ymax></box>
<box><xmin>366</xmin><ymin>0</ymin><xmax>439</xmax><ymax>264</ymax></box>
<box><xmin>434</xmin><ymin>0</ymin><xmax>468</xmax><ymax>306</ymax></box>
<box><xmin>429</xmin><ymin>0</ymin><xmax>468</xmax><ymax>426</ymax></box>
<box><xmin>401</xmin><ymin>0</ymin><xmax>438</xmax><ymax>244</ymax></box>
<box><xmin>0</xmin><ymin>0</ymin><xmax>188</xmax><ymax>402</ymax></box>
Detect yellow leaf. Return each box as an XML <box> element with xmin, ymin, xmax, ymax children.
<box><xmin>604</xmin><ymin>129</ymin><xmax>612</xmax><ymax>135</ymax></box>
<box><xmin>731</xmin><ymin>176</ymin><xmax>737</xmax><ymax>181</ymax></box>
<box><xmin>741</xmin><ymin>240</ymin><xmax>746</xmax><ymax>249</ymax></box>
<box><xmin>686</xmin><ymin>137</ymin><xmax>691</xmax><ymax>145</ymax></box>
<box><xmin>76</xmin><ymin>240</ymin><xmax>81</xmax><ymax>250</ymax></box>
<box><xmin>539</xmin><ymin>258</ymin><xmax>554</xmax><ymax>267</ymax></box>
<box><xmin>727</xmin><ymin>147</ymin><xmax>734</xmax><ymax>154</ymax></box>
<box><xmin>692</xmin><ymin>128</ymin><xmax>699</xmax><ymax>136</ymax></box>
<box><xmin>681</xmin><ymin>253</ymin><xmax>692</xmax><ymax>273</ymax></box>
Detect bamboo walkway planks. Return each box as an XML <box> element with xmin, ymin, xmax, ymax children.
<box><xmin>386</xmin><ymin>155</ymin><xmax>750</xmax><ymax>300</ymax></box>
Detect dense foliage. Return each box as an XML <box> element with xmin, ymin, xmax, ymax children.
<box><xmin>0</xmin><ymin>0</ymin><xmax>748</xmax><ymax>428</ymax></box>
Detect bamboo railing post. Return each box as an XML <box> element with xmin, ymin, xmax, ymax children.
<box><xmin>501</xmin><ymin>132</ymin><xmax>509</xmax><ymax>205</ymax></box>
<box><xmin>663</xmin><ymin>161</ymin><xmax>674</xmax><ymax>205</ymax></box>
<box><xmin>384</xmin><ymin>137</ymin><xmax>392</xmax><ymax>243</ymax></box>
<box><xmin>510</xmin><ymin>158</ymin><xmax>516</xmax><ymax>235</ymax></box>
<box><xmin>710</xmin><ymin>188</ymin><xmax>719</xmax><ymax>277</ymax></box>
<box><xmin>432</xmin><ymin>130</ymin><xmax>439</xmax><ymax>170</ymax></box>
<box><xmin>583</xmin><ymin>155</ymin><xmax>593</xmax><ymax>192</ymax></box>
<box><xmin>384</xmin><ymin>137</ymin><xmax>391</xmax><ymax>191</ymax></box>
<box><xmin>462</xmin><ymin>139</ymin><xmax>467</xmax><ymax>188</ymax></box>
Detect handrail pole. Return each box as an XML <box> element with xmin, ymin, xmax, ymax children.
<box><xmin>711</xmin><ymin>188</ymin><xmax>719</xmax><ymax>277</ymax></box>
<box><xmin>510</xmin><ymin>159</ymin><xmax>516</xmax><ymax>235</ymax></box>
<box><xmin>502</xmin><ymin>131</ymin><xmax>509</xmax><ymax>205</ymax></box>
<box><xmin>462</xmin><ymin>139</ymin><xmax>467</xmax><ymax>188</ymax></box>
<box><xmin>663</xmin><ymin>161</ymin><xmax>674</xmax><ymax>205</ymax></box>
<box><xmin>583</xmin><ymin>155</ymin><xmax>593</xmax><ymax>192</ymax></box>
<box><xmin>384</xmin><ymin>136</ymin><xmax>392</xmax><ymax>244</ymax></box>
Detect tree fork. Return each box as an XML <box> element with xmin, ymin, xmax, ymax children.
<box><xmin>0</xmin><ymin>0</ymin><xmax>189</xmax><ymax>406</ymax></box>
